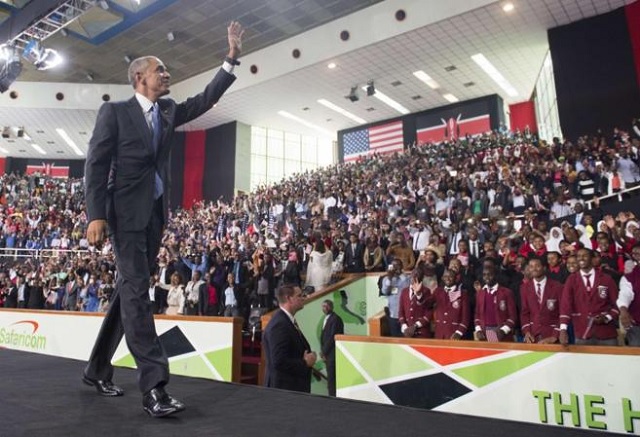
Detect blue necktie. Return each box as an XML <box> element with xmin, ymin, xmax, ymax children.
<box><xmin>150</xmin><ymin>104</ymin><xmax>163</xmax><ymax>199</ymax></box>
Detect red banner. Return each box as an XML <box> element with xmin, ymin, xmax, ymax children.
<box><xmin>26</xmin><ymin>162</ymin><xmax>69</xmax><ymax>178</ymax></box>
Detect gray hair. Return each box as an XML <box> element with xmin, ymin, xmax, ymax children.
<box><xmin>127</xmin><ymin>56</ymin><xmax>157</xmax><ymax>88</ymax></box>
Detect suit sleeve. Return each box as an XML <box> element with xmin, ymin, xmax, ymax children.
<box><xmin>559</xmin><ymin>275</ymin><xmax>574</xmax><ymax>327</ymax></box>
<box><xmin>85</xmin><ymin>102</ymin><xmax>118</xmax><ymax>222</ymax></box>
<box><xmin>268</xmin><ymin>320</ymin><xmax>309</xmax><ymax>378</ymax></box>
<box><xmin>520</xmin><ymin>285</ymin><xmax>532</xmax><ymax>335</ymax></box>
<box><xmin>605</xmin><ymin>275</ymin><xmax>620</xmax><ymax>321</ymax></box>
<box><xmin>174</xmin><ymin>68</ymin><xmax>236</xmax><ymax>128</ymax></box>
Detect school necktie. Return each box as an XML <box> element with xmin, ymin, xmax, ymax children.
<box><xmin>536</xmin><ymin>282</ymin><xmax>543</xmax><ymax>303</ymax></box>
<box><xmin>584</xmin><ymin>274</ymin><xmax>591</xmax><ymax>291</ymax></box>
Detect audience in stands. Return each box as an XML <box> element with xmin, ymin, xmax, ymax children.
<box><xmin>1</xmin><ymin>126</ymin><xmax>640</xmax><ymax>347</ymax></box>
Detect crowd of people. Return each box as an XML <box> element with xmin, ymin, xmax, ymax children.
<box><xmin>1</xmin><ymin>125</ymin><xmax>640</xmax><ymax>345</ymax></box>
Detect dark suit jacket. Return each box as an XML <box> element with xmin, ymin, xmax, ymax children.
<box><xmin>84</xmin><ymin>68</ymin><xmax>236</xmax><ymax>231</ymax></box>
<box><xmin>344</xmin><ymin>242</ymin><xmax>365</xmax><ymax>272</ymax></box>
<box><xmin>263</xmin><ymin>309</ymin><xmax>312</xmax><ymax>393</ymax></box>
<box><xmin>321</xmin><ymin>312</ymin><xmax>344</xmax><ymax>361</ymax></box>
<box><xmin>3</xmin><ymin>285</ymin><xmax>18</xmax><ymax>308</ymax></box>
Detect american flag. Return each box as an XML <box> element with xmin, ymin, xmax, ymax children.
<box><xmin>485</xmin><ymin>329</ymin><xmax>500</xmax><ymax>343</ymax></box>
<box><xmin>342</xmin><ymin>120</ymin><xmax>404</xmax><ymax>162</ymax></box>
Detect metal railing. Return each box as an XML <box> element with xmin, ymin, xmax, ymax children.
<box><xmin>0</xmin><ymin>248</ymin><xmax>90</xmax><ymax>262</ymax></box>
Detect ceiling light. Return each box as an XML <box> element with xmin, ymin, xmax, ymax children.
<box><xmin>346</xmin><ymin>86</ymin><xmax>359</xmax><ymax>102</ymax></box>
<box><xmin>34</xmin><ymin>48</ymin><xmax>63</xmax><ymax>71</ymax></box>
<box><xmin>366</xmin><ymin>80</ymin><xmax>375</xmax><ymax>97</ymax></box>
<box><xmin>327</xmin><ymin>62</ymin><xmax>336</xmax><ymax>69</ymax></box>
<box><xmin>99</xmin><ymin>1</ymin><xmax>109</xmax><ymax>10</ymax></box>
<box><xmin>362</xmin><ymin>86</ymin><xmax>409</xmax><ymax>114</ymax></box>
<box><xmin>317</xmin><ymin>99</ymin><xmax>366</xmax><ymax>124</ymax></box>
<box><xmin>443</xmin><ymin>93</ymin><xmax>459</xmax><ymax>103</ymax></box>
<box><xmin>413</xmin><ymin>70</ymin><xmax>440</xmax><ymax>89</ymax></box>
<box><xmin>471</xmin><ymin>53</ymin><xmax>518</xmax><ymax>97</ymax></box>
<box><xmin>56</xmin><ymin>128</ymin><xmax>84</xmax><ymax>156</ymax></box>
<box><xmin>277</xmin><ymin>111</ymin><xmax>334</xmax><ymax>137</ymax></box>
<box><xmin>503</xmin><ymin>2</ymin><xmax>515</xmax><ymax>12</ymax></box>
<box><xmin>31</xmin><ymin>144</ymin><xmax>47</xmax><ymax>155</ymax></box>
<box><xmin>0</xmin><ymin>45</ymin><xmax>22</xmax><ymax>93</ymax></box>
<box><xmin>124</xmin><ymin>55</ymin><xmax>132</xmax><ymax>64</ymax></box>
<box><xmin>167</xmin><ymin>32</ymin><xmax>175</xmax><ymax>42</ymax></box>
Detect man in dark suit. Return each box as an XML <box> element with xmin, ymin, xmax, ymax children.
<box><xmin>263</xmin><ymin>285</ymin><xmax>317</xmax><ymax>393</ymax></box>
<box><xmin>344</xmin><ymin>233</ymin><xmax>365</xmax><ymax>273</ymax></box>
<box><xmin>83</xmin><ymin>21</ymin><xmax>244</xmax><ymax>418</ymax></box>
<box><xmin>320</xmin><ymin>299</ymin><xmax>344</xmax><ymax>396</ymax></box>
<box><xmin>3</xmin><ymin>279</ymin><xmax>18</xmax><ymax>308</ymax></box>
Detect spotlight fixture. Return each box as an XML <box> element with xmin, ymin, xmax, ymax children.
<box><xmin>99</xmin><ymin>0</ymin><xmax>109</xmax><ymax>10</ymax></box>
<box><xmin>366</xmin><ymin>80</ymin><xmax>375</xmax><ymax>97</ymax></box>
<box><xmin>86</xmin><ymin>73</ymin><xmax>94</xmax><ymax>82</ymax></box>
<box><xmin>34</xmin><ymin>48</ymin><xmax>63</xmax><ymax>71</ymax></box>
<box><xmin>124</xmin><ymin>55</ymin><xmax>132</xmax><ymax>64</ymax></box>
<box><xmin>167</xmin><ymin>31</ymin><xmax>175</xmax><ymax>41</ymax></box>
<box><xmin>0</xmin><ymin>45</ymin><xmax>23</xmax><ymax>93</ymax></box>
<box><xmin>60</xmin><ymin>28</ymin><xmax>69</xmax><ymax>37</ymax></box>
<box><xmin>345</xmin><ymin>86</ymin><xmax>359</xmax><ymax>102</ymax></box>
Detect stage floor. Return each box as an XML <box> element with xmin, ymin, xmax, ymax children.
<box><xmin>0</xmin><ymin>349</ymin><xmax>616</xmax><ymax>437</ymax></box>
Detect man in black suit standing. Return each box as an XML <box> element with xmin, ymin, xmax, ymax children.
<box><xmin>263</xmin><ymin>285</ymin><xmax>317</xmax><ymax>393</ymax></box>
<box><xmin>320</xmin><ymin>299</ymin><xmax>344</xmax><ymax>396</ymax></box>
<box><xmin>83</xmin><ymin>21</ymin><xmax>244</xmax><ymax>418</ymax></box>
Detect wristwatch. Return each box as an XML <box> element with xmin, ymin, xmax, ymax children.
<box><xmin>225</xmin><ymin>56</ymin><xmax>241</xmax><ymax>66</ymax></box>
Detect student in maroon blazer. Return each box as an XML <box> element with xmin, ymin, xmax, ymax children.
<box><xmin>520</xmin><ymin>258</ymin><xmax>564</xmax><ymax>343</ymax></box>
<box><xmin>428</xmin><ymin>269</ymin><xmax>470</xmax><ymax>340</ymax></box>
<box><xmin>474</xmin><ymin>259</ymin><xmax>518</xmax><ymax>342</ymax></box>
<box><xmin>399</xmin><ymin>269</ymin><xmax>432</xmax><ymax>338</ymax></box>
<box><xmin>559</xmin><ymin>248</ymin><xmax>619</xmax><ymax>346</ymax></box>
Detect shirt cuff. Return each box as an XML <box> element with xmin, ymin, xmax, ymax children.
<box><xmin>560</xmin><ymin>323</ymin><xmax>568</xmax><ymax>330</ymax></box>
<box><xmin>605</xmin><ymin>314</ymin><xmax>612</xmax><ymax>323</ymax></box>
<box><xmin>475</xmin><ymin>325</ymin><xmax>482</xmax><ymax>332</ymax></box>
<box><xmin>455</xmin><ymin>330</ymin><xmax>463</xmax><ymax>337</ymax></box>
<box><xmin>500</xmin><ymin>326</ymin><xmax>511</xmax><ymax>334</ymax></box>
<box><xmin>401</xmin><ymin>323</ymin><xmax>408</xmax><ymax>333</ymax></box>
<box><xmin>222</xmin><ymin>61</ymin><xmax>235</xmax><ymax>74</ymax></box>
<box><xmin>415</xmin><ymin>321</ymin><xmax>422</xmax><ymax>328</ymax></box>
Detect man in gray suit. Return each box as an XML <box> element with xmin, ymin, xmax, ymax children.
<box><xmin>83</xmin><ymin>21</ymin><xmax>244</xmax><ymax>418</ymax></box>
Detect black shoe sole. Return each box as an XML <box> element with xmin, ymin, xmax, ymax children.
<box><xmin>143</xmin><ymin>406</ymin><xmax>184</xmax><ymax>418</ymax></box>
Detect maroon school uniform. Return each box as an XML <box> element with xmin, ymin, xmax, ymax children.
<box><xmin>520</xmin><ymin>278</ymin><xmax>564</xmax><ymax>341</ymax></box>
<box><xmin>474</xmin><ymin>285</ymin><xmax>517</xmax><ymax>341</ymax></box>
<box><xmin>429</xmin><ymin>284</ymin><xmax>470</xmax><ymax>339</ymax></box>
<box><xmin>398</xmin><ymin>286</ymin><xmax>432</xmax><ymax>338</ymax></box>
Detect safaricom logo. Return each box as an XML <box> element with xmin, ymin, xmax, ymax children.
<box><xmin>0</xmin><ymin>320</ymin><xmax>47</xmax><ymax>351</ymax></box>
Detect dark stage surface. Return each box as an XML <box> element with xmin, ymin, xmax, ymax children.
<box><xmin>0</xmin><ymin>349</ymin><xmax>617</xmax><ymax>437</ymax></box>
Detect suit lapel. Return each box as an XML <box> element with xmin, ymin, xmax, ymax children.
<box><xmin>127</xmin><ymin>97</ymin><xmax>154</xmax><ymax>154</ymax></box>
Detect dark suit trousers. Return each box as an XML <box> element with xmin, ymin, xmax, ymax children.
<box><xmin>85</xmin><ymin>199</ymin><xmax>168</xmax><ymax>394</ymax></box>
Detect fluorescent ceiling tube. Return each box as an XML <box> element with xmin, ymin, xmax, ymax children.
<box><xmin>413</xmin><ymin>70</ymin><xmax>440</xmax><ymax>89</ymax></box>
<box><xmin>277</xmin><ymin>111</ymin><xmax>334</xmax><ymax>137</ymax></box>
<box><xmin>317</xmin><ymin>99</ymin><xmax>366</xmax><ymax>124</ymax></box>
<box><xmin>56</xmin><ymin>128</ymin><xmax>84</xmax><ymax>156</ymax></box>
<box><xmin>362</xmin><ymin>86</ymin><xmax>409</xmax><ymax>114</ymax></box>
<box><xmin>443</xmin><ymin>93</ymin><xmax>459</xmax><ymax>103</ymax></box>
<box><xmin>471</xmin><ymin>53</ymin><xmax>518</xmax><ymax>97</ymax></box>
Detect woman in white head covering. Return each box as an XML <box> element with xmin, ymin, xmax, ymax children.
<box><xmin>546</xmin><ymin>226</ymin><xmax>564</xmax><ymax>253</ymax></box>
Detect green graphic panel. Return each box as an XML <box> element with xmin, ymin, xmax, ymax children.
<box><xmin>204</xmin><ymin>348</ymin><xmax>232</xmax><ymax>381</ymax></box>
<box><xmin>113</xmin><ymin>353</ymin><xmax>136</xmax><ymax>369</ymax></box>
<box><xmin>336</xmin><ymin>346</ymin><xmax>367</xmax><ymax>389</ymax></box>
<box><xmin>342</xmin><ymin>342</ymin><xmax>432</xmax><ymax>382</ymax></box>
<box><xmin>169</xmin><ymin>355</ymin><xmax>216</xmax><ymax>380</ymax></box>
<box><xmin>453</xmin><ymin>352</ymin><xmax>553</xmax><ymax>388</ymax></box>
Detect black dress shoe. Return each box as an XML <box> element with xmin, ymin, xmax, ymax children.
<box><xmin>82</xmin><ymin>374</ymin><xmax>124</xmax><ymax>397</ymax></box>
<box><xmin>142</xmin><ymin>387</ymin><xmax>186</xmax><ymax>418</ymax></box>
